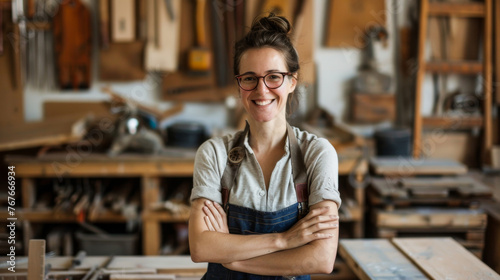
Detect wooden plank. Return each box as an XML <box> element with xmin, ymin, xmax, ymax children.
<box><xmin>27</xmin><ymin>240</ymin><xmax>45</xmax><ymax>280</ymax></box>
<box><xmin>111</xmin><ymin>0</ymin><xmax>135</xmax><ymax>42</ymax></box>
<box><xmin>143</xmin><ymin>221</ymin><xmax>161</xmax><ymax>256</ymax></box>
<box><xmin>425</xmin><ymin>61</ymin><xmax>483</xmax><ymax>74</ymax></box>
<box><xmin>110</xmin><ymin>274</ymin><xmax>175</xmax><ymax>280</ymax></box>
<box><xmin>483</xmin><ymin>0</ymin><xmax>493</xmax><ymax>165</ymax></box>
<box><xmin>44</xmin><ymin>101</ymin><xmax>112</xmax><ymax>119</ymax></box>
<box><xmin>496</xmin><ymin>0</ymin><xmax>500</xmax><ymax>105</ymax></box>
<box><xmin>412</xmin><ymin>0</ymin><xmax>429</xmax><ymax>158</ymax></box>
<box><xmin>375</xmin><ymin>208</ymin><xmax>487</xmax><ymax>228</ymax></box>
<box><xmin>339</xmin><ymin>239</ymin><xmax>428</xmax><ymax>280</ymax></box>
<box><xmin>428</xmin><ymin>2</ymin><xmax>485</xmax><ymax>17</ymax></box>
<box><xmin>145</xmin><ymin>0</ymin><xmax>181</xmax><ymax>71</ymax></box>
<box><xmin>392</xmin><ymin>238</ymin><xmax>500</xmax><ymax>280</ymax></box>
<box><xmin>483</xmin><ymin>202</ymin><xmax>500</xmax><ymax>274</ymax></box>
<box><xmin>107</xmin><ymin>256</ymin><xmax>206</xmax><ymax>274</ymax></box>
<box><xmin>422</xmin><ymin>116</ymin><xmax>483</xmax><ymax>128</ymax></box>
<box><xmin>324</xmin><ymin>0</ymin><xmax>386</xmax><ymax>48</ymax></box>
<box><xmin>0</xmin><ymin>8</ymin><xmax>23</xmax><ymax>126</ymax></box>
<box><xmin>0</xmin><ymin>117</ymin><xmax>87</xmax><ymax>152</ymax></box>
<box><xmin>370</xmin><ymin>178</ymin><xmax>407</xmax><ymax>198</ymax></box>
<box><xmin>370</xmin><ymin>157</ymin><xmax>468</xmax><ymax>176</ymax></box>
<box><xmin>351</xmin><ymin>94</ymin><xmax>395</xmax><ymax>123</ymax></box>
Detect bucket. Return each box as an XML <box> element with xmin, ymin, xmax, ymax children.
<box><xmin>374</xmin><ymin>128</ymin><xmax>412</xmax><ymax>157</ymax></box>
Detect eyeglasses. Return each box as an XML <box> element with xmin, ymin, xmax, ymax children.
<box><xmin>235</xmin><ymin>72</ymin><xmax>293</xmax><ymax>91</ymax></box>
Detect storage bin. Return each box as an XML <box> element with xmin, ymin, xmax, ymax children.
<box><xmin>75</xmin><ymin>232</ymin><xmax>139</xmax><ymax>255</ymax></box>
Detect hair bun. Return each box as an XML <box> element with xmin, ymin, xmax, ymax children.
<box><xmin>251</xmin><ymin>13</ymin><xmax>291</xmax><ymax>35</ymax></box>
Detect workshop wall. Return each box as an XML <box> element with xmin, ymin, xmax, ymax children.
<box><xmin>22</xmin><ymin>0</ymin><xmax>401</xmax><ymax>136</ymax></box>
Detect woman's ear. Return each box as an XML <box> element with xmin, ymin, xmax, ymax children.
<box><xmin>289</xmin><ymin>73</ymin><xmax>298</xmax><ymax>93</ymax></box>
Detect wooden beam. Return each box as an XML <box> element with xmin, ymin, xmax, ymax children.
<box><xmin>27</xmin><ymin>240</ymin><xmax>45</xmax><ymax>280</ymax></box>
<box><xmin>428</xmin><ymin>2</ymin><xmax>486</xmax><ymax>17</ymax></box>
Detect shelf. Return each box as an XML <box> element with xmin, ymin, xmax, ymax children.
<box><xmin>428</xmin><ymin>2</ymin><xmax>486</xmax><ymax>17</ymax></box>
<box><xmin>142</xmin><ymin>210</ymin><xmax>190</xmax><ymax>222</ymax></box>
<box><xmin>16</xmin><ymin>209</ymin><xmax>129</xmax><ymax>223</ymax></box>
<box><xmin>422</xmin><ymin>116</ymin><xmax>483</xmax><ymax>129</ymax></box>
<box><xmin>425</xmin><ymin>61</ymin><xmax>483</xmax><ymax>74</ymax></box>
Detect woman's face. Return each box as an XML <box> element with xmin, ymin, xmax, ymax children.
<box><xmin>238</xmin><ymin>47</ymin><xmax>296</xmax><ymax>124</ymax></box>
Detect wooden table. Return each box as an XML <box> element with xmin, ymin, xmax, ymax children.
<box><xmin>339</xmin><ymin>237</ymin><xmax>500</xmax><ymax>280</ymax></box>
<box><xmin>0</xmin><ymin>255</ymin><xmax>207</xmax><ymax>280</ymax></box>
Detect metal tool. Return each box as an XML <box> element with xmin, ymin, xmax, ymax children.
<box><xmin>164</xmin><ymin>0</ymin><xmax>174</xmax><ymax>21</ymax></box>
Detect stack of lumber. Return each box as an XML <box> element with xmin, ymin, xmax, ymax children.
<box><xmin>368</xmin><ymin>157</ymin><xmax>494</xmax><ymax>258</ymax></box>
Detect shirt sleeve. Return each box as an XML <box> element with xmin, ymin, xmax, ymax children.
<box><xmin>190</xmin><ymin>138</ymin><xmax>226</xmax><ymax>205</ymax></box>
<box><xmin>304</xmin><ymin>138</ymin><xmax>342</xmax><ymax>209</ymax></box>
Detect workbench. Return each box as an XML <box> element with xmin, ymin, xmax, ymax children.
<box><xmin>4</xmin><ymin>150</ymin><xmax>367</xmax><ymax>256</ymax></box>
<box><xmin>339</xmin><ymin>237</ymin><xmax>500</xmax><ymax>280</ymax></box>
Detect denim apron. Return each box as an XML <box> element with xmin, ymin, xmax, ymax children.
<box><xmin>202</xmin><ymin>122</ymin><xmax>311</xmax><ymax>280</ymax></box>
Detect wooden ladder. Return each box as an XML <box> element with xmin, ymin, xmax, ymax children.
<box><xmin>412</xmin><ymin>0</ymin><xmax>493</xmax><ymax>164</ymax></box>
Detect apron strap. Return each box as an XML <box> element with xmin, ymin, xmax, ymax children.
<box><xmin>287</xmin><ymin>123</ymin><xmax>309</xmax><ymax>218</ymax></box>
<box><xmin>221</xmin><ymin>121</ymin><xmax>249</xmax><ymax>210</ymax></box>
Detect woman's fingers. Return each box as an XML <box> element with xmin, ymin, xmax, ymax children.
<box><xmin>204</xmin><ymin>215</ymin><xmax>215</xmax><ymax>231</ymax></box>
<box><xmin>202</xmin><ymin>200</ymin><xmax>229</xmax><ymax>233</ymax></box>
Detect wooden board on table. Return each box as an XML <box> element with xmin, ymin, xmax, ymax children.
<box><xmin>369</xmin><ymin>157</ymin><xmax>468</xmax><ymax>176</ymax></box>
<box><xmin>324</xmin><ymin>0</ymin><xmax>386</xmax><ymax>48</ymax></box>
<box><xmin>339</xmin><ymin>239</ymin><xmax>428</xmax><ymax>280</ymax></box>
<box><xmin>375</xmin><ymin>208</ymin><xmax>487</xmax><ymax>228</ymax></box>
<box><xmin>392</xmin><ymin>237</ymin><xmax>500</xmax><ymax>280</ymax></box>
<box><xmin>107</xmin><ymin>256</ymin><xmax>207</xmax><ymax>275</ymax></box>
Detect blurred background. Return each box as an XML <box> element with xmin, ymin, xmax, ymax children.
<box><xmin>1</xmin><ymin>0</ymin><xmax>500</xmax><ymax>279</ymax></box>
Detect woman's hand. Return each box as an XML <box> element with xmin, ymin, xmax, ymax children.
<box><xmin>277</xmin><ymin>206</ymin><xmax>338</xmax><ymax>250</ymax></box>
<box><xmin>202</xmin><ymin>200</ymin><xmax>229</xmax><ymax>234</ymax></box>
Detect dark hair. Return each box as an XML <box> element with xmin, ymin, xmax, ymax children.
<box><xmin>233</xmin><ymin>13</ymin><xmax>301</xmax><ymax>115</ymax></box>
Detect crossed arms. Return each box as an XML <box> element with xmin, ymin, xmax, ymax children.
<box><xmin>188</xmin><ymin>198</ymin><xmax>339</xmax><ymax>276</ymax></box>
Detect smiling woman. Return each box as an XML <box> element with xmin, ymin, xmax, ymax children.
<box><xmin>188</xmin><ymin>13</ymin><xmax>341</xmax><ymax>279</ymax></box>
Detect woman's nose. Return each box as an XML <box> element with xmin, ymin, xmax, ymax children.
<box><xmin>255</xmin><ymin>77</ymin><xmax>269</xmax><ymax>93</ymax></box>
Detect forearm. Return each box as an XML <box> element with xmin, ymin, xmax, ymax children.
<box><xmin>190</xmin><ymin>230</ymin><xmax>284</xmax><ymax>263</ymax></box>
<box><xmin>225</xmin><ymin>239</ymin><xmax>337</xmax><ymax>276</ymax></box>
<box><xmin>189</xmin><ymin>199</ymin><xmax>284</xmax><ymax>263</ymax></box>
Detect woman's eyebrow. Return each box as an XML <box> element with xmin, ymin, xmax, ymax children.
<box><xmin>239</xmin><ymin>70</ymin><xmax>283</xmax><ymax>75</ymax></box>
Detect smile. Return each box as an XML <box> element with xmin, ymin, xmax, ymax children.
<box><xmin>253</xmin><ymin>99</ymin><xmax>274</xmax><ymax>106</ymax></box>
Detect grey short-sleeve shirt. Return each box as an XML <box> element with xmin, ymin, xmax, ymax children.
<box><xmin>190</xmin><ymin>126</ymin><xmax>341</xmax><ymax>211</ymax></box>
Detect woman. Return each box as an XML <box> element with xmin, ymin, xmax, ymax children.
<box><xmin>189</xmin><ymin>13</ymin><xmax>341</xmax><ymax>279</ymax></box>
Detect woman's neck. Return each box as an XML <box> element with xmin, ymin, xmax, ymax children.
<box><xmin>248</xmin><ymin>119</ymin><xmax>287</xmax><ymax>154</ymax></box>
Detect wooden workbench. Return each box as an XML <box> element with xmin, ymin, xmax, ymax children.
<box><xmin>5</xmin><ymin>150</ymin><xmax>367</xmax><ymax>256</ymax></box>
<box><xmin>339</xmin><ymin>237</ymin><xmax>500</xmax><ymax>280</ymax></box>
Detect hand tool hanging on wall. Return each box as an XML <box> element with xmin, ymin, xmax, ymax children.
<box><xmin>187</xmin><ymin>0</ymin><xmax>211</xmax><ymax>75</ymax></box>
<box><xmin>111</xmin><ymin>0</ymin><xmax>135</xmax><ymax>42</ymax></box>
<box><xmin>99</xmin><ymin>0</ymin><xmax>109</xmax><ymax>49</ymax></box>
<box><xmin>145</xmin><ymin>0</ymin><xmax>181</xmax><ymax>71</ymax></box>
<box><xmin>53</xmin><ymin>0</ymin><xmax>91</xmax><ymax>90</ymax></box>
<box><xmin>353</xmin><ymin>26</ymin><xmax>392</xmax><ymax>94</ymax></box>
<box><xmin>11</xmin><ymin>0</ymin><xmax>27</xmax><ymax>88</ymax></box>
<box><xmin>209</xmin><ymin>0</ymin><xmax>228</xmax><ymax>87</ymax></box>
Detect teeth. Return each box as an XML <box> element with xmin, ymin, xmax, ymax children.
<box><xmin>254</xmin><ymin>100</ymin><xmax>272</xmax><ymax>106</ymax></box>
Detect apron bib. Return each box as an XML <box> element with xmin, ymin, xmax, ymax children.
<box><xmin>202</xmin><ymin>123</ymin><xmax>310</xmax><ymax>280</ymax></box>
